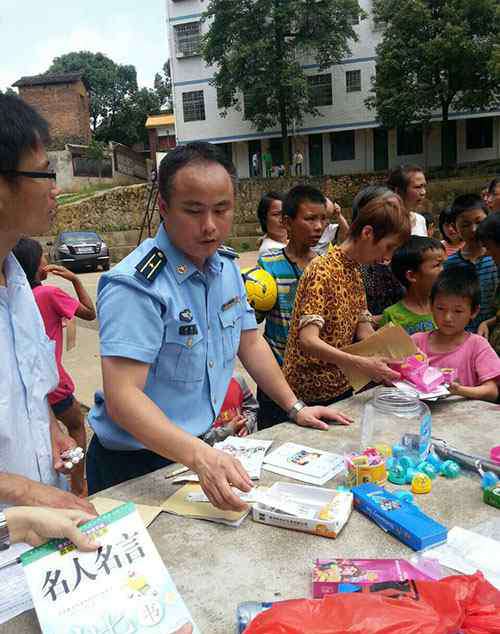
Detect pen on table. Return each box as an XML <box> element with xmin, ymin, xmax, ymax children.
<box><xmin>0</xmin><ymin>556</ymin><xmax>21</xmax><ymax>571</ymax></box>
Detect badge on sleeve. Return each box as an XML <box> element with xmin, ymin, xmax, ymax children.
<box><xmin>135</xmin><ymin>248</ymin><xmax>166</xmax><ymax>282</ymax></box>
<box><xmin>179</xmin><ymin>309</ymin><xmax>193</xmax><ymax>322</ymax></box>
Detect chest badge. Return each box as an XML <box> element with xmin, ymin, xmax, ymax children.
<box><xmin>221</xmin><ymin>296</ymin><xmax>240</xmax><ymax>311</ymax></box>
<box><xmin>176</xmin><ymin>264</ymin><xmax>188</xmax><ymax>274</ymax></box>
<box><xmin>179</xmin><ymin>309</ymin><xmax>193</xmax><ymax>322</ymax></box>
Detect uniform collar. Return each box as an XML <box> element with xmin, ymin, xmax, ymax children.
<box><xmin>155</xmin><ymin>223</ymin><xmax>223</xmax><ymax>283</ymax></box>
<box><xmin>4</xmin><ymin>253</ymin><xmax>29</xmax><ymax>287</ymax></box>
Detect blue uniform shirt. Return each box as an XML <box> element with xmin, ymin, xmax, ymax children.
<box><xmin>88</xmin><ymin>224</ymin><xmax>257</xmax><ymax>450</ymax></box>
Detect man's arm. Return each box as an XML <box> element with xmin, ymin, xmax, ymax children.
<box><xmin>237</xmin><ymin>329</ymin><xmax>353</xmax><ymax>429</ymax></box>
<box><xmin>101</xmin><ymin>357</ymin><xmax>252</xmax><ymax>511</ymax></box>
<box><xmin>0</xmin><ymin>473</ymin><xmax>96</xmax><ymax>513</ymax></box>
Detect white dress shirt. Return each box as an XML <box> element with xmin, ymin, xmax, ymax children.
<box><xmin>0</xmin><ymin>254</ymin><xmax>66</xmax><ymax>506</ymax></box>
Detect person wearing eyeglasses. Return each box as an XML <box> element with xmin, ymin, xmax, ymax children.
<box><xmin>0</xmin><ymin>93</ymin><xmax>95</xmax><ymax>514</ymax></box>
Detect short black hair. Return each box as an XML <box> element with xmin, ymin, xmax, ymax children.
<box><xmin>449</xmin><ymin>194</ymin><xmax>488</xmax><ymax>224</ymax></box>
<box><xmin>430</xmin><ymin>265</ymin><xmax>481</xmax><ymax>310</ymax></box>
<box><xmin>391</xmin><ymin>236</ymin><xmax>444</xmax><ymax>288</ymax></box>
<box><xmin>12</xmin><ymin>237</ymin><xmax>43</xmax><ymax>288</ymax></box>
<box><xmin>488</xmin><ymin>177</ymin><xmax>500</xmax><ymax>195</ymax></box>
<box><xmin>420</xmin><ymin>212</ymin><xmax>435</xmax><ymax>230</ymax></box>
<box><xmin>477</xmin><ymin>213</ymin><xmax>500</xmax><ymax>246</ymax></box>
<box><xmin>158</xmin><ymin>142</ymin><xmax>237</xmax><ymax>203</ymax></box>
<box><xmin>438</xmin><ymin>206</ymin><xmax>454</xmax><ymax>243</ymax></box>
<box><xmin>282</xmin><ymin>185</ymin><xmax>326</xmax><ymax>220</ymax></box>
<box><xmin>256</xmin><ymin>191</ymin><xmax>285</xmax><ymax>233</ymax></box>
<box><xmin>0</xmin><ymin>94</ymin><xmax>50</xmax><ymax>179</ymax></box>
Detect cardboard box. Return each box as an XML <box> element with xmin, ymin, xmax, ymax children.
<box><xmin>252</xmin><ymin>482</ymin><xmax>353</xmax><ymax>539</ymax></box>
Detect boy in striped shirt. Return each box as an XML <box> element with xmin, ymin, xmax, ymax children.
<box><xmin>444</xmin><ymin>194</ymin><xmax>497</xmax><ymax>333</ymax></box>
<box><xmin>257</xmin><ymin>185</ymin><xmax>327</xmax><ymax>427</ymax></box>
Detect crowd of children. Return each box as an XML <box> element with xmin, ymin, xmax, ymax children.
<box><xmin>11</xmin><ymin>157</ymin><xmax>500</xmax><ymax>498</ymax></box>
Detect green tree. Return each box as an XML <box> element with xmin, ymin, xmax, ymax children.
<box><xmin>96</xmin><ymin>87</ymin><xmax>164</xmax><ymax>146</ymax></box>
<box><xmin>203</xmin><ymin>0</ymin><xmax>363</xmax><ymax>168</ymax></box>
<box><xmin>85</xmin><ymin>138</ymin><xmax>107</xmax><ymax>177</ymax></box>
<box><xmin>367</xmin><ymin>0</ymin><xmax>500</xmax><ymax>170</ymax></box>
<box><xmin>48</xmin><ymin>51</ymin><xmax>138</xmax><ymax>132</ymax></box>
<box><xmin>154</xmin><ymin>60</ymin><xmax>173</xmax><ymax>112</ymax></box>
<box><xmin>0</xmin><ymin>87</ymin><xmax>17</xmax><ymax>96</ymax></box>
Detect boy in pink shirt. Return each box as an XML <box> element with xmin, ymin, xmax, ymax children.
<box><xmin>13</xmin><ymin>238</ymin><xmax>96</xmax><ymax>495</ymax></box>
<box><xmin>412</xmin><ymin>266</ymin><xmax>500</xmax><ymax>402</ymax></box>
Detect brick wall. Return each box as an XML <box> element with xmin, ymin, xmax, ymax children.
<box><xmin>18</xmin><ymin>80</ymin><xmax>91</xmax><ymax>148</ymax></box>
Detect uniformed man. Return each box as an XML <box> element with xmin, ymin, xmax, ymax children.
<box><xmin>87</xmin><ymin>142</ymin><xmax>351</xmax><ymax>511</ymax></box>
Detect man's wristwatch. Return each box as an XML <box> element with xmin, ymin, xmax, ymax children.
<box><xmin>0</xmin><ymin>512</ymin><xmax>10</xmax><ymax>551</ymax></box>
<box><xmin>287</xmin><ymin>400</ymin><xmax>307</xmax><ymax>422</ymax></box>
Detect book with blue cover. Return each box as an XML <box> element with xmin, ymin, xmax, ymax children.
<box><xmin>21</xmin><ymin>502</ymin><xmax>199</xmax><ymax>634</ymax></box>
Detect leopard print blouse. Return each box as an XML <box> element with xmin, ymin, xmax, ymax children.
<box><xmin>283</xmin><ymin>246</ymin><xmax>367</xmax><ymax>402</ymax></box>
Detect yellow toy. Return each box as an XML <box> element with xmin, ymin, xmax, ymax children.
<box><xmin>411</xmin><ymin>472</ymin><xmax>432</xmax><ymax>494</ymax></box>
<box><xmin>241</xmin><ymin>267</ymin><xmax>277</xmax><ymax>312</ymax></box>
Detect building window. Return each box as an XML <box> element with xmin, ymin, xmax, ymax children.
<box><xmin>308</xmin><ymin>74</ymin><xmax>333</xmax><ymax>107</ymax></box>
<box><xmin>346</xmin><ymin>70</ymin><xmax>361</xmax><ymax>93</ymax></box>
<box><xmin>174</xmin><ymin>22</ymin><xmax>201</xmax><ymax>57</ymax></box>
<box><xmin>466</xmin><ymin>117</ymin><xmax>493</xmax><ymax>150</ymax></box>
<box><xmin>330</xmin><ymin>130</ymin><xmax>355</xmax><ymax>161</ymax></box>
<box><xmin>182</xmin><ymin>90</ymin><xmax>205</xmax><ymax>122</ymax></box>
<box><xmin>397</xmin><ymin>126</ymin><xmax>423</xmax><ymax>155</ymax></box>
<box><xmin>349</xmin><ymin>11</ymin><xmax>359</xmax><ymax>25</ymax></box>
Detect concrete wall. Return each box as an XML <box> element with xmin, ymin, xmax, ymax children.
<box><xmin>49</xmin><ymin>148</ymin><xmax>146</xmax><ymax>193</ymax></box>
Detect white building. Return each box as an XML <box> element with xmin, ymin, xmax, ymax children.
<box><xmin>166</xmin><ymin>0</ymin><xmax>500</xmax><ymax>178</ymax></box>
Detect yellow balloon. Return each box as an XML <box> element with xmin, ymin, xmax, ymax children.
<box><xmin>241</xmin><ymin>266</ymin><xmax>278</xmax><ymax>312</ymax></box>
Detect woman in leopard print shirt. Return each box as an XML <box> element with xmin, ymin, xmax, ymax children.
<box><xmin>283</xmin><ymin>190</ymin><xmax>411</xmax><ymax>405</ymax></box>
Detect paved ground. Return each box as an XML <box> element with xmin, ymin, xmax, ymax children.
<box><xmin>51</xmin><ymin>250</ymin><xmax>260</xmax><ymax>409</ymax></box>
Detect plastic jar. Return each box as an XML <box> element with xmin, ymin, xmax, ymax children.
<box><xmin>361</xmin><ymin>387</ymin><xmax>432</xmax><ymax>462</ymax></box>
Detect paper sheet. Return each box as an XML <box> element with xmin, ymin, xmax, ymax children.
<box><xmin>425</xmin><ymin>526</ymin><xmax>500</xmax><ymax>589</ymax></box>
<box><xmin>341</xmin><ymin>324</ymin><xmax>418</xmax><ymax>391</ymax></box>
<box><xmin>0</xmin><ymin>543</ymin><xmax>33</xmax><ymax>624</ymax></box>
<box><xmin>92</xmin><ymin>497</ymin><xmax>162</xmax><ymax>528</ymax></box>
<box><xmin>162</xmin><ymin>484</ymin><xmax>250</xmax><ymax>527</ymax></box>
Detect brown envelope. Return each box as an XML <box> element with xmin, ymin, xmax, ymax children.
<box><xmin>341</xmin><ymin>324</ymin><xmax>418</xmax><ymax>392</ymax></box>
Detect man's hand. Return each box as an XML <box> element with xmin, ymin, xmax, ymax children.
<box><xmin>295</xmin><ymin>406</ymin><xmax>353</xmax><ymax>431</ymax></box>
<box><xmin>357</xmin><ymin>356</ymin><xmax>401</xmax><ymax>384</ymax></box>
<box><xmin>5</xmin><ymin>507</ymin><xmax>98</xmax><ymax>551</ymax></box>
<box><xmin>21</xmin><ymin>480</ymin><xmax>97</xmax><ymax>515</ymax></box>
<box><xmin>51</xmin><ymin>423</ymin><xmax>77</xmax><ymax>475</ymax></box>
<box><xmin>192</xmin><ymin>444</ymin><xmax>252</xmax><ymax>512</ymax></box>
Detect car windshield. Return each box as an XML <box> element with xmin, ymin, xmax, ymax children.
<box><xmin>60</xmin><ymin>232</ymin><xmax>100</xmax><ymax>244</ymax></box>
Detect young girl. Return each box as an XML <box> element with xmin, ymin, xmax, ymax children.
<box><xmin>412</xmin><ymin>267</ymin><xmax>500</xmax><ymax>402</ymax></box>
<box><xmin>13</xmin><ymin>238</ymin><xmax>96</xmax><ymax>495</ymax></box>
<box><xmin>439</xmin><ymin>206</ymin><xmax>464</xmax><ymax>258</ymax></box>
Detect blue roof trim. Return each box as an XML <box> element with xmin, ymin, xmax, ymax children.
<box><xmin>174</xmin><ymin>57</ymin><xmax>376</xmax><ymax>88</ymax></box>
<box><xmin>178</xmin><ymin>119</ymin><xmax>379</xmax><ymax>144</ymax></box>
<box><xmin>169</xmin><ymin>12</ymin><xmax>203</xmax><ymax>23</ymax></box>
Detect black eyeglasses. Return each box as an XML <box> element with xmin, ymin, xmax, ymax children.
<box><xmin>0</xmin><ymin>170</ymin><xmax>57</xmax><ymax>180</ymax></box>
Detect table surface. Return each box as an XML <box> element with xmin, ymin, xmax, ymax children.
<box><xmin>6</xmin><ymin>391</ymin><xmax>500</xmax><ymax>633</ymax></box>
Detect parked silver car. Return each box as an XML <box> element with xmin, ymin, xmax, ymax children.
<box><xmin>48</xmin><ymin>231</ymin><xmax>110</xmax><ymax>272</ymax></box>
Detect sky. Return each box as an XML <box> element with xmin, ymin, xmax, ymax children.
<box><xmin>0</xmin><ymin>0</ymin><xmax>169</xmax><ymax>92</ymax></box>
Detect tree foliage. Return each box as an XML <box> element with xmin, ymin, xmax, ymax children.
<box><xmin>48</xmin><ymin>51</ymin><xmax>138</xmax><ymax>133</ymax></box>
<box><xmin>202</xmin><ymin>0</ymin><xmax>363</xmax><ymax>165</ymax></box>
<box><xmin>367</xmin><ymin>0</ymin><xmax>500</xmax><ymax>167</ymax></box>
<box><xmin>46</xmin><ymin>52</ymin><xmax>172</xmax><ymax>146</ymax></box>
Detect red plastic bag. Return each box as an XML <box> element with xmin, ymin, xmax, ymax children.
<box><xmin>244</xmin><ymin>573</ymin><xmax>500</xmax><ymax>634</ymax></box>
